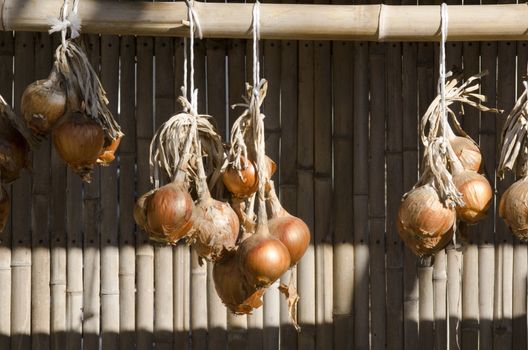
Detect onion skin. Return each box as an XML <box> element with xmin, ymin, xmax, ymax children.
<box><xmin>499</xmin><ymin>179</ymin><xmax>528</xmax><ymax>240</ymax></box>
<box><xmin>450</xmin><ymin>136</ymin><xmax>482</xmax><ymax>172</ymax></box>
<box><xmin>21</xmin><ymin>66</ymin><xmax>67</xmax><ymax>135</ymax></box>
<box><xmin>453</xmin><ymin>170</ymin><xmax>492</xmax><ymax>224</ymax></box>
<box><xmin>213</xmin><ymin>252</ymin><xmax>264</xmax><ymax>314</ymax></box>
<box><xmin>0</xmin><ymin>131</ymin><xmax>30</xmax><ymax>184</ymax></box>
<box><xmin>398</xmin><ymin>184</ymin><xmax>455</xmax><ymax>241</ymax></box>
<box><xmin>97</xmin><ymin>135</ymin><xmax>123</xmax><ymax>166</ymax></box>
<box><xmin>0</xmin><ymin>187</ymin><xmax>9</xmax><ymax>233</ymax></box>
<box><xmin>238</xmin><ymin>226</ymin><xmax>291</xmax><ymax>288</ymax></box>
<box><xmin>143</xmin><ymin>182</ymin><xmax>194</xmax><ymax>244</ymax></box>
<box><xmin>52</xmin><ymin>113</ymin><xmax>104</xmax><ymax>183</ymax></box>
<box><xmin>189</xmin><ymin>197</ymin><xmax>240</xmax><ymax>261</ymax></box>
<box><xmin>223</xmin><ymin>156</ymin><xmax>277</xmax><ymax>198</ymax></box>
<box><xmin>398</xmin><ymin>222</ymin><xmax>454</xmax><ymax>257</ymax></box>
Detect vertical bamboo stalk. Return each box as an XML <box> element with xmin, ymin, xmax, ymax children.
<box><xmin>332</xmin><ymin>37</ymin><xmax>354</xmax><ymax>350</ymax></box>
<box><xmin>205</xmin><ymin>36</ymin><xmax>228</xmax><ymax>350</ymax></box>
<box><xmin>100</xmin><ymin>34</ymin><xmax>121</xmax><ymax>349</ymax></box>
<box><xmin>191</xmin><ymin>40</ymin><xmax>209</xmax><ymax>350</ymax></box>
<box><xmin>352</xmin><ymin>40</ymin><xmax>369</xmax><ymax>350</ymax></box>
<box><xmin>0</xmin><ymin>31</ymin><xmax>13</xmax><ymax>350</ymax></box>
<box><xmin>386</xmin><ymin>39</ymin><xmax>404</xmax><ymax>350</ymax></box>
<box><xmin>278</xmin><ymin>34</ymin><xmax>299</xmax><ymax>350</ymax></box>
<box><xmin>82</xmin><ymin>35</ymin><xmax>101</xmax><ymax>350</ymax></box>
<box><xmin>433</xmin><ymin>252</ymin><xmax>447</xmax><ymax>350</ymax></box>
<box><xmin>418</xmin><ymin>259</ymin><xmax>434</xmax><ymax>349</ymax></box>
<box><xmin>479</xmin><ymin>38</ymin><xmax>497</xmax><ymax>350</ymax></box>
<box><xmin>153</xmin><ymin>30</ymin><xmax>175</xmax><ymax>350</ymax></box>
<box><xmin>119</xmin><ymin>35</ymin><xmax>137</xmax><ymax>350</ymax></box>
<box><xmin>173</xmin><ymin>36</ymin><xmax>190</xmax><ymax>350</ymax></box>
<box><xmin>50</xmin><ymin>36</ymin><xmax>67</xmax><ymax>350</ymax></box>
<box><xmin>494</xmin><ymin>33</ymin><xmax>516</xmax><ymax>350</ymax></box>
<box><xmin>401</xmin><ymin>39</ymin><xmax>419</xmax><ymax>350</ymax></box>
<box><xmin>11</xmin><ymin>31</ymin><xmax>34</xmax><ymax>350</ymax></box>
<box><xmin>227</xmin><ymin>33</ymin><xmax>248</xmax><ymax>350</ymax></box>
<box><xmin>512</xmin><ymin>41</ymin><xmax>528</xmax><ymax>350</ymax></box>
<box><xmin>136</xmin><ymin>35</ymin><xmax>155</xmax><ymax>350</ymax></box>
<box><xmin>368</xmin><ymin>41</ymin><xmax>386</xmax><ymax>350</ymax></box>
<box><xmin>31</xmin><ymin>32</ymin><xmax>52</xmax><ymax>350</ymax></box>
<box><xmin>297</xmin><ymin>39</ymin><xmax>315</xmax><ymax>350</ymax></box>
<box><xmin>314</xmin><ymin>35</ymin><xmax>333</xmax><ymax>350</ymax></box>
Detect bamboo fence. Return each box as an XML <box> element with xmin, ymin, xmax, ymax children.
<box><xmin>0</xmin><ymin>0</ymin><xmax>527</xmax><ymax>349</ymax></box>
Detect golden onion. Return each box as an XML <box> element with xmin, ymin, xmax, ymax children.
<box><xmin>453</xmin><ymin>170</ymin><xmax>492</xmax><ymax>224</ymax></box>
<box><xmin>499</xmin><ymin>179</ymin><xmax>528</xmax><ymax>240</ymax></box>
<box><xmin>450</xmin><ymin>136</ymin><xmax>482</xmax><ymax>172</ymax></box>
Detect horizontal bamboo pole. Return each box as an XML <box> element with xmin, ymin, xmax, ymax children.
<box><xmin>2</xmin><ymin>1</ymin><xmax>528</xmax><ymax>41</ymax></box>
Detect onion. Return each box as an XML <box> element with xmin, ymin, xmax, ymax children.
<box><xmin>397</xmin><ymin>184</ymin><xmax>455</xmax><ymax>248</ymax></box>
<box><xmin>223</xmin><ymin>155</ymin><xmax>277</xmax><ymax>198</ymax></box>
<box><xmin>0</xmin><ymin>131</ymin><xmax>30</xmax><ymax>184</ymax></box>
<box><xmin>267</xmin><ymin>181</ymin><xmax>310</xmax><ymax>266</ymax></box>
<box><xmin>450</xmin><ymin>136</ymin><xmax>482</xmax><ymax>172</ymax></box>
<box><xmin>213</xmin><ymin>252</ymin><xmax>264</xmax><ymax>314</ymax></box>
<box><xmin>398</xmin><ymin>223</ymin><xmax>454</xmax><ymax>257</ymax></box>
<box><xmin>137</xmin><ymin>182</ymin><xmax>194</xmax><ymax>244</ymax></box>
<box><xmin>21</xmin><ymin>64</ymin><xmax>67</xmax><ymax>135</ymax></box>
<box><xmin>499</xmin><ymin>178</ymin><xmax>528</xmax><ymax>240</ymax></box>
<box><xmin>453</xmin><ymin>170</ymin><xmax>492</xmax><ymax>224</ymax></box>
<box><xmin>52</xmin><ymin>112</ymin><xmax>104</xmax><ymax>183</ymax></box>
<box><xmin>0</xmin><ymin>186</ymin><xmax>9</xmax><ymax>233</ymax></box>
<box><xmin>237</xmin><ymin>224</ymin><xmax>291</xmax><ymax>288</ymax></box>
<box><xmin>189</xmin><ymin>197</ymin><xmax>240</xmax><ymax>261</ymax></box>
<box><xmin>97</xmin><ymin>135</ymin><xmax>122</xmax><ymax>166</ymax></box>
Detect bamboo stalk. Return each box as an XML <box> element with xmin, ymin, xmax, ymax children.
<box><xmin>4</xmin><ymin>1</ymin><xmax>528</xmax><ymax>41</ymax></box>
<box><xmin>0</xmin><ymin>31</ymin><xmax>13</xmax><ymax>350</ymax></box>
<box><xmin>100</xmin><ymin>34</ymin><xmax>120</xmax><ymax>350</ymax></box>
<box><xmin>31</xmin><ymin>32</ymin><xmax>52</xmax><ymax>350</ymax></box>
<box><xmin>82</xmin><ymin>35</ymin><xmax>102</xmax><ymax>350</ymax></box>
<box><xmin>247</xmin><ymin>303</ymin><xmax>263</xmax><ymax>349</ymax></box>
<box><xmin>433</xmin><ymin>252</ymin><xmax>447</xmax><ymax>350</ymax></box>
<box><xmin>11</xmin><ymin>31</ymin><xmax>34</xmax><ymax>350</ymax></box>
<box><xmin>368</xmin><ymin>41</ymin><xmax>386</xmax><ymax>350</ymax></box>
<box><xmin>119</xmin><ymin>35</ymin><xmax>137</xmax><ymax>350</ymax></box>
<box><xmin>136</xmin><ymin>35</ymin><xmax>155</xmax><ymax>350</ymax></box>
<box><xmin>297</xmin><ymin>38</ymin><xmax>315</xmax><ymax>350</ymax></box>
<box><xmin>153</xmin><ymin>27</ymin><xmax>174</xmax><ymax>350</ymax></box>
<box><xmin>191</xmin><ymin>250</ymin><xmax>208</xmax><ymax>350</ymax></box>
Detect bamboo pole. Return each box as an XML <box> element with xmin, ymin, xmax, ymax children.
<box><xmin>31</xmin><ymin>32</ymin><xmax>52</xmax><ymax>350</ymax></box>
<box><xmin>0</xmin><ymin>30</ymin><xmax>13</xmax><ymax>350</ymax></box>
<box><xmin>82</xmin><ymin>35</ymin><xmax>101</xmax><ymax>350</ymax></box>
<box><xmin>368</xmin><ymin>41</ymin><xmax>386</xmax><ymax>350</ymax></box>
<box><xmin>11</xmin><ymin>31</ymin><xmax>34</xmax><ymax>350</ymax></box>
<box><xmin>100</xmin><ymin>34</ymin><xmax>120</xmax><ymax>350</ymax></box>
<box><xmin>479</xmin><ymin>37</ymin><xmax>497</xmax><ymax>350</ymax></box>
<box><xmin>4</xmin><ymin>1</ymin><xmax>528</xmax><ymax>41</ymax></box>
<box><xmin>353</xmin><ymin>40</ymin><xmax>370</xmax><ymax>350</ymax></box>
<box><xmin>173</xmin><ymin>36</ymin><xmax>190</xmax><ymax>350</ymax></box>
<box><xmin>153</xmin><ymin>26</ymin><xmax>175</xmax><ymax>350</ymax></box>
<box><xmin>205</xmin><ymin>33</ymin><xmax>228</xmax><ymax>350</ymax></box>
<box><xmin>433</xmin><ymin>252</ymin><xmax>447</xmax><ymax>350</ymax></box>
<box><xmin>512</xmin><ymin>41</ymin><xmax>528</xmax><ymax>350</ymax></box>
<box><xmin>119</xmin><ymin>35</ymin><xmax>137</xmax><ymax>350</ymax></box>
<box><xmin>136</xmin><ymin>35</ymin><xmax>155</xmax><ymax>350</ymax></box>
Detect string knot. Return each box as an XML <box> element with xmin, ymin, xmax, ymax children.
<box><xmin>48</xmin><ymin>12</ymin><xmax>82</xmax><ymax>39</ymax></box>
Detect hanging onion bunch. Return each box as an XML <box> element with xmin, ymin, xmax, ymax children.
<box><xmin>498</xmin><ymin>80</ymin><xmax>528</xmax><ymax>240</ymax></box>
<box><xmin>398</xmin><ymin>71</ymin><xmax>498</xmax><ymax>256</ymax></box>
<box><xmin>28</xmin><ymin>39</ymin><xmax>124</xmax><ymax>182</ymax></box>
<box><xmin>0</xmin><ymin>95</ymin><xmax>37</xmax><ymax>184</ymax></box>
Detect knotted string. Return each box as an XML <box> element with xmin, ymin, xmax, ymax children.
<box><xmin>439</xmin><ymin>3</ymin><xmax>448</xmax><ymax>139</ymax></box>
<box><xmin>252</xmin><ymin>1</ymin><xmax>261</xmax><ymax>94</ymax></box>
<box><xmin>48</xmin><ymin>0</ymin><xmax>82</xmax><ymax>47</ymax></box>
<box><xmin>182</xmin><ymin>0</ymin><xmax>203</xmax><ymax>114</ymax></box>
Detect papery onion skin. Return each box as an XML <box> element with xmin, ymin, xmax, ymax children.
<box><xmin>398</xmin><ymin>222</ymin><xmax>454</xmax><ymax>257</ymax></box>
<box><xmin>97</xmin><ymin>135</ymin><xmax>123</xmax><ymax>166</ymax></box>
<box><xmin>453</xmin><ymin>170</ymin><xmax>492</xmax><ymax>224</ymax></box>
<box><xmin>268</xmin><ymin>216</ymin><xmax>310</xmax><ymax>266</ymax></box>
<box><xmin>52</xmin><ymin>113</ymin><xmax>104</xmax><ymax>183</ymax></box>
<box><xmin>144</xmin><ymin>182</ymin><xmax>194</xmax><ymax>244</ymax></box>
<box><xmin>0</xmin><ymin>187</ymin><xmax>9</xmax><ymax>233</ymax></box>
<box><xmin>238</xmin><ymin>227</ymin><xmax>291</xmax><ymax>288</ymax></box>
<box><xmin>21</xmin><ymin>66</ymin><xmax>67</xmax><ymax>135</ymax></box>
<box><xmin>189</xmin><ymin>198</ymin><xmax>240</xmax><ymax>261</ymax></box>
<box><xmin>0</xmin><ymin>132</ymin><xmax>30</xmax><ymax>184</ymax></box>
<box><xmin>223</xmin><ymin>156</ymin><xmax>258</xmax><ymax>198</ymax></box>
<box><xmin>213</xmin><ymin>252</ymin><xmax>264</xmax><ymax>314</ymax></box>
<box><xmin>450</xmin><ymin>136</ymin><xmax>482</xmax><ymax>172</ymax></box>
<box><xmin>397</xmin><ymin>184</ymin><xmax>455</xmax><ymax>240</ymax></box>
<box><xmin>499</xmin><ymin>179</ymin><xmax>528</xmax><ymax>240</ymax></box>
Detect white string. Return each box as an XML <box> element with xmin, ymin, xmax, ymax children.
<box><xmin>439</xmin><ymin>3</ymin><xmax>448</xmax><ymax>138</ymax></box>
<box><xmin>252</xmin><ymin>1</ymin><xmax>261</xmax><ymax>93</ymax></box>
<box><xmin>182</xmin><ymin>0</ymin><xmax>203</xmax><ymax>114</ymax></box>
<box><xmin>48</xmin><ymin>0</ymin><xmax>82</xmax><ymax>46</ymax></box>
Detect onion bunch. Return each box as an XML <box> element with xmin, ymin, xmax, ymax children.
<box><xmin>21</xmin><ymin>40</ymin><xmax>123</xmax><ymax>182</ymax></box>
<box><xmin>398</xmin><ymin>71</ymin><xmax>498</xmax><ymax>257</ymax></box>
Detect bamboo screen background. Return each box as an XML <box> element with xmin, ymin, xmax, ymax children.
<box><xmin>0</xmin><ymin>0</ymin><xmax>526</xmax><ymax>349</ymax></box>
